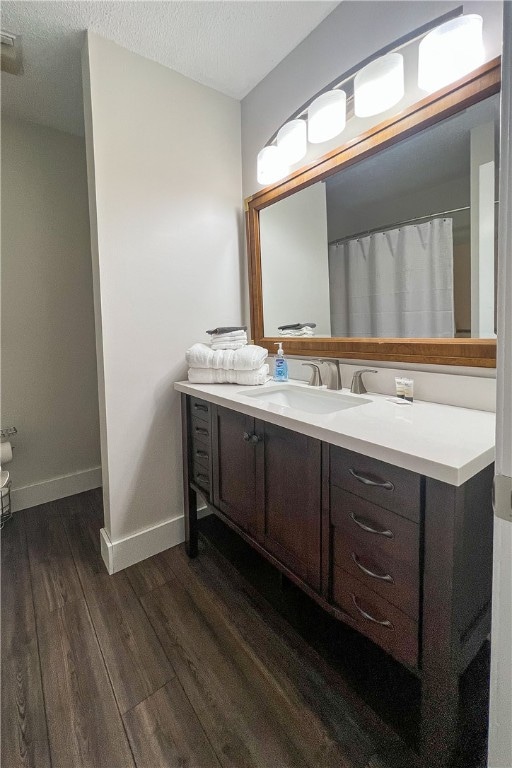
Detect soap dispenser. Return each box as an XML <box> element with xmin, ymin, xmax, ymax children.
<box><xmin>273</xmin><ymin>342</ymin><xmax>289</xmax><ymax>382</ymax></box>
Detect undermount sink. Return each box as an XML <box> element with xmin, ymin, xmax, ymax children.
<box><xmin>240</xmin><ymin>384</ymin><xmax>370</xmax><ymax>415</ymax></box>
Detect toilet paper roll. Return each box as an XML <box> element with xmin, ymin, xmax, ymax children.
<box><xmin>0</xmin><ymin>441</ymin><xmax>13</xmax><ymax>465</ymax></box>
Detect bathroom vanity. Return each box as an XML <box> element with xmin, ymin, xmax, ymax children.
<box><xmin>176</xmin><ymin>380</ymin><xmax>495</xmax><ymax>768</ymax></box>
<box><xmin>174</xmin><ymin>44</ymin><xmax>501</xmax><ymax>768</ymax></box>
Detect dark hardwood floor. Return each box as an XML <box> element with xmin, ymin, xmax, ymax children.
<box><xmin>1</xmin><ymin>490</ymin><xmax>489</xmax><ymax>768</ymax></box>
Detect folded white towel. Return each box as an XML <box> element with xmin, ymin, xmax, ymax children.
<box><xmin>186</xmin><ymin>343</ymin><xmax>268</xmax><ymax>371</ymax></box>
<box><xmin>210</xmin><ymin>340</ymin><xmax>247</xmax><ymax>351</ymax></box>
<box><xmin>210</xmin><ymin>330</ymin><xmax>248</xmax><ymax>350</ymax></box>
<box><xmin>278</xmin><ymin>327</ymin><xmax>314</xmax><ymax>337</ymax></box>
<box><xmin>210</xmin><ymin>329</ymin><xmax>247</xmax><ymax>341</ymax></box>
<box><xmin>188</xmin><ymin>364</ymin><xmax>269</xmax><ymax>385</ymax></box>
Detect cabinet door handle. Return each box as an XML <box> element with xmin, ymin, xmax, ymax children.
<box><xmin>351</xmin><ymin>552</ymin><xmax>394</xmax><ymax>583</ymax></box>
<box><xmin>195</xmin><ymin>450</ymin><xmax>209</xmax><ymax>459</ymax></box>
<box><xmin>195</xmin><ymin>426</ymin><xmax>209</xmax><ymax>436</ymax></box>
<box><xmin>350</xmin><ymin>512</ymin><xmax>394</xmax><ymax>538</ymax></box>
<box><xmin>351</xmin><ymin>594</ymin><xmax>394</xmax><ymax>629</ymax></box>
<box><xmin>243</xmin><ymin>432</ymin><xmax>261</xmax><ymax>444</ymax></box>
<box><xmin>349</xmin><ymin>468</ymin><xmax>394</xmax><ymax>491</ymax></box>
<box><xmin>194</xmin><ymin>403</ymin><xmax>209</xmax><ymax>413</ymax></box>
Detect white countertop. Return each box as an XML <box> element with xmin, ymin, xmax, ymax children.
<box><xmin>175</xmin><ymin>379</ymin><xmax>495</xmax><ymax>486</ymax></box>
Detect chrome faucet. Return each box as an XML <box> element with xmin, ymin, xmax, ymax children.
<box><xmin>315</xmin><ymin>359</ymin><xmax>343</xmax><ymax>390</ymax></box>
<box><xmin>350</xmin><ymin>369</ymin><xmax>377</xmax><ymax>394</ymax></box>
<box><xmin>302</xmin><ymin>363</ymin><xmax>322</xmax><ymax>387</ymax></box>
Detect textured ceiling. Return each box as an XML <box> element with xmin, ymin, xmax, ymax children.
<box><xmin>0</xmin><ymin>1</ymin><xmax>338</xmax><ymax>136</ymax></box>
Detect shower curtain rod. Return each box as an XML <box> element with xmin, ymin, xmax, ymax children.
<box><xmin>329</xmin><ymin>201</ymin><xmax>499</xmax><ymax>247</ymax></box>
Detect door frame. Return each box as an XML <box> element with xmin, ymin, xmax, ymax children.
<box><xmin>487</xmin><ymin>5</ymin><xmax>512</xmax><ymax>766</ymax></box>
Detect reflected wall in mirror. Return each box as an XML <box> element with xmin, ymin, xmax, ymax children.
<box><xmin>260</xmin><ymin>93</ymin><xmax>499</xmax><ymax>341</ymax></box>
<box><xmin>247</xmin><ymin>58</ymin><xmax>500</xmax><ymax>366</ymax></box>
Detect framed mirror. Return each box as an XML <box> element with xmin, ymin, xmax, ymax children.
<box><xmin>246</xmin><ymin>58</ymin><xmax>500</xmax><ymax>367</ymax></box>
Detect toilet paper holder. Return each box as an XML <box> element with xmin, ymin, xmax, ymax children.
<box><xmin>0</xmin><ymin>427</ymin><xmax>16</xmax><ymax>527</ymax></box>
<box><xmin>1</xmin><ymin>471</ymin><xmax>12</xmax><ymax>528</ymax></box>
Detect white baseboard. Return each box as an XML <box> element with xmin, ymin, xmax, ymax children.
<box><xmin>100</xmin><ymin>506</ymin><xmax>211</xmax><ymax>574</ymax></box>
<box><xmin>11</xmin><ymin>466</ymin><xmax>102</xmax><ymax>512</ymax></box>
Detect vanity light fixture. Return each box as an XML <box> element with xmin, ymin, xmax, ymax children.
<box><xmin>354</xmin><ymin>52</ymin><xmax>404</xmax><ymax>117</ymax></box>
<box><xmin>256</xmin><ymin>9</ymin><xmax>486</xmax><ymax>186</ymax></box>
<box><xmin>257</xmin><ymin>145</ymin><xmax>289</xmax><ymax>185</ymax></box>
<box><xmin>276</xmin><ymin>119</ymin><xmax>307</xmax><ymax>165</ymax></box>
<box><xmin>418</xmin><ymin>14</ymin><xmax>484</xmax><ymax>93</ymax></box>
<box><xmin>308</xmin><ymin>89</ymin><xmax>347</xmax><ymax>144</ymax></box>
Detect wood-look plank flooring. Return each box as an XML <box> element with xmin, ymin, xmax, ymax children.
<box><xmin>1</xmin><ymin>490</ymin><xmax>488</xmax><ymax>768</ymax></box>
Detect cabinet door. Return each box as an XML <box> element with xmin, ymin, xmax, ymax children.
<box><xmin>259</xmin><ymin>421</ymin><xmax>321</xmax><ymax>591</ymax></box>
<box><xmin>212</xmin><ymin>406</ymin><xmax>259</xmax><ymax>537</ymax></box>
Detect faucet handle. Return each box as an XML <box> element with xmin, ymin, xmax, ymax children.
<box><xmin>351</xmin><ymin>369</ymin><xmax>377</xmax><ymax>395</ymax></box>
<box><xmin>302</xmin><ymin>363</ymin><xmax>322</xmax><ymax>387</ymax></box>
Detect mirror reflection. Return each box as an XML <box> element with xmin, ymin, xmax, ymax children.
<box><xmin>260</xmin><ymin>94</ymin><xmax>499</xmax><ymax>340</ymax></box>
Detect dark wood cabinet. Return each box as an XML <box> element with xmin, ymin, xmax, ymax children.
<box><xmin>181</xmin><ymin>393</ymin><xmax>493</xmax><ymax>768</ymax></box>
<box><xmin>259</xmin><ymin>420</ymin><xmax>321</xmax><ymax>592</ymax></box>
<box><xmin>211</xmin><ymin>406</ymin><xmax>258</xmax><ymax>537</ymax></box>
<box><xmin>209</xmin><ymin>405</ymin><xmax>322</xmax><ymax>591</ymax></box>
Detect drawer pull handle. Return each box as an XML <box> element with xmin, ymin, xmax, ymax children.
<box><xmin>351</xmin><ymin>594</ymin><xmax>394</xmax><ymax>629</ymax></box>
<box><xmin>243</xmin><ymin>432</ymin><xmax>261</xmax><ymax>444</ymax></box>
<box><xmin>350</xmin><ymin>512</ymin><xmax>394</xmax><ymax>538</ymax></box>
<box><xmin>195</xmin><ymin>473</ymin><xmax>209</xmax><ymax>484</ymax></box>
<box><xmin>351</xmin><ymin>552</ymin><xmax>394</xmax><ymax>583</ymax></box>
<box><xmin>195</xmin><ymin>450</ymin><xmax>209</xmax><ymax>459</ymax></box>
<box><xmin>195</xmin><ymin>427</ymin><xmax>209</xmax><ymax>436</ymax></box>
<box><xmin>194</xmin><ymin>403</ymin><xmax>209</xmax><ymax>412</ymax></box>
<box><xmin>349</xmin><ymin>468</ymin><xmax>394</xmax><ymax>491</ymax></box>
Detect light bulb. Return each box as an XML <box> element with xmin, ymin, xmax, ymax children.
<box><xmin>307</xmin><ymin>90</ymin><xmax>346</xmax><ymax>144</ymax></box>
<box><xmin>256</xmin><ymin>145</ymin><xmax>289</xmax><ymax>186</ymax></box>
<box><xmin>276</xmin><ymin>119</ymin><xmax>307</xmax><ymax>165</ymax></box>
<box><xmin>418</xmin><ymin>14</ymin><xmax>484</xmax><ymax>93</ymax></box>
<box><xmin>354</xmin><ymin>53</ymin><xmax>404</xmax><ymax>118</ymax></box>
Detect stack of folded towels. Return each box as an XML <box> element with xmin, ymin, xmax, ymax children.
<box><xmin>209</xmin><ymin>327</ymin><xmax>248</xmax><ymax>350</ymax></box>
<box><xmin>186</xmin><ymin>326</ymin><xmax>269</xmax><ymax>385</ymax></box>
<box><xmin>278</xmin><ymin>322</ymin><xmax>316</xmax><ymax>337</ymax></box>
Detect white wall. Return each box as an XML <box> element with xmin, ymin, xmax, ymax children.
<box><xmin>260</xmin><ymin>182</ymin><xmax>331</xmax><ymax>336</ymax></box>
<box><xmin>82</xmin><ymin>33</ymin><xmax>243</xmax><ymax>570</ymax></box>
<box><xmin>1</xmin><ymin>117</ymin><xmax>101</xmax><ymax>510</ymax></box>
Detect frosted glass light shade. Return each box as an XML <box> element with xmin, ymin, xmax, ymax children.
<box><xmin>418</xmin><ymin>15</ymin><xmax>484</xmax><ymax>93</ymax></box>
<box><xmin>276</xmin><ymin>119</ymin><xmax>307</xmax><ymax>165</ymax></box>
<box><xmin>257</xmin><ymin>145</ymin><xmax>289</xmax><ymax>185</ymax></box>
<box><xmin>307</xmin><ymin>90</ymin><xmax>346</xmax><ymax>144</ymax></box>
<box><xmin>354</xmin><ymin>53</ymin><xmax>404</xmax><ymax>118</ymax></box>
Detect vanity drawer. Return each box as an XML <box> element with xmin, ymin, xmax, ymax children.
<box><xmin>331</xmin><ymin>487</ymin><xmax>419</xmax><ymax>566</ymax></box>
<box><xmin>330</xmin><ymin>446</ymin><xmax>421</xmax><ymax>522</ymax></box>
<box><xmin>192</xmin><ymin>445</ymin><xmax>211</xmax><ymax>470</ymax></box>
<box><xmin>191</xmin><ymin>415</ymin><xmax>211</xmax><ymax>445</ymax></box>
<box><xmin>192</xmin><ymin>464</ymin><xmax>210</xmax><ymax>493</ymax></box>
<box><xmin>333</xmin><ymin>530</ymin><xmax>419</xmax><ymax>619</ymax></box>
<box><xmin>190</xmin><ymin>396</ymin><xmax>211</xmax><ymax>420</ymax></box>
<box><xmin>333</xmin><ymin>567</ymin><xmax>418</xmax><ymax>668</ymax></box>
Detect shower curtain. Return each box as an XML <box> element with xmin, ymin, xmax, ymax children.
<box><xmin>328</xmin><ymin>217</ymin><xmax>455</xmax><ymax>338</ymax></box>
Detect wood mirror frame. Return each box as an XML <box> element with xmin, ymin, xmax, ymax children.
<box><xmin>245</xmin><ymin>57</ymin><xmax>500</xmax><ymax>368</ymax></box>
